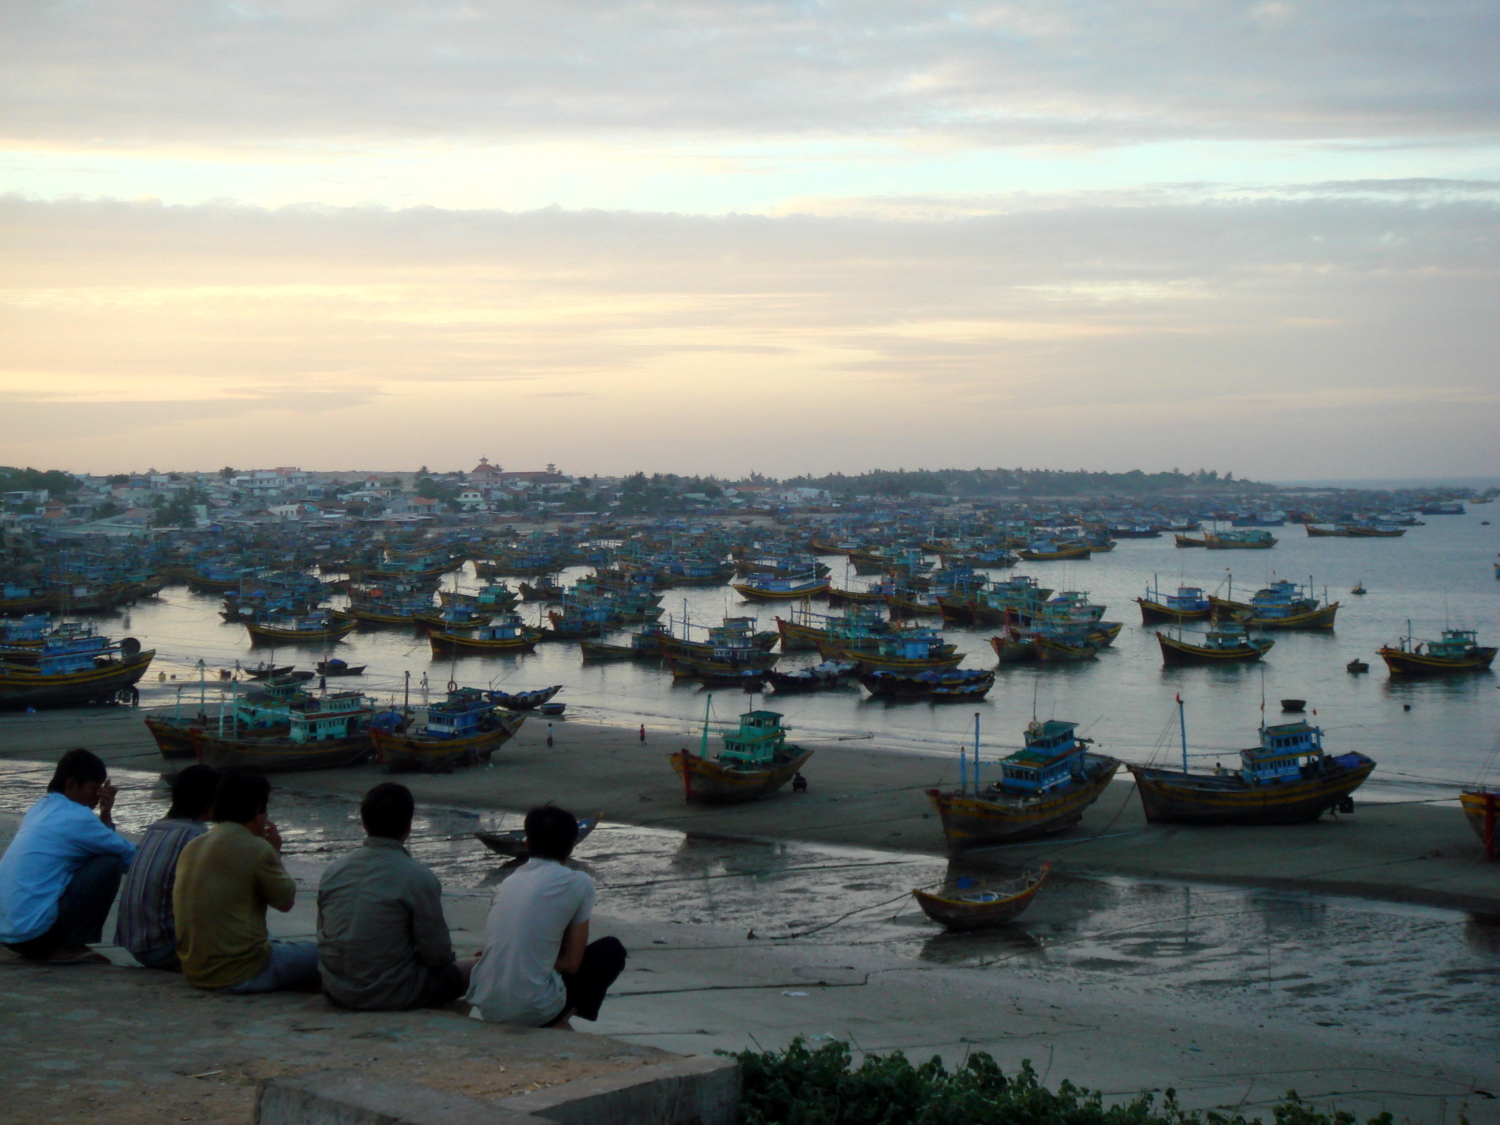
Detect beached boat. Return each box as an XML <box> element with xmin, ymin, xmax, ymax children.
<box><xmin>1156</xmin><ymin>623</ymin><xmax>1274</xmax><ymax>666</ymax></box>
<box><xmin>371</xmin><ymin>688</ymin><xmax>527</xmax><ymax>772</ymax></box>
<box><xmin>0</xmin><ymin>635</ymin><xmax>155</xmax><ymax>709</ymax></box>
<box><xmin>1460</xmin><ymin>789</ymin><xmax>1499</xmax><ymax>860</ymax></box>
<box><xmin>912</xmin><ymin>865</ymin><xmax>1050</xmax><ymax>930</ymax></box>
<box><xmin>190</xmin><ymin>691</ymin><xmax>375</xmax><ymax>771</ymax></box>
<box><xmin>475</xmin><ymin>815</ymin><xmax>600</xmax><ymax>859</ymax></box>
<box><xmin>428</xmin><ymin>614</ymin><xmax>543</xmax><ymax>656</ymax></box>
<box><xmin>245</xmin><ymin>615</ymin><xmax>357</xmax><ymax>645</ymax></box>
<box><xmin>1136</xmin><ymin>583</ymin><xmax>1211</xmax><ymax>624</ymax></box>
<box><xmin>927</xmin><ymin>718</ymin><xmax>1120</xmax><ymax>849</ymax></box>
<box><xmin>668</xmin><ymin>704</ymin><xmax>812</xmax><ymax>803</ymax></box>
<box><xmin>483</xmin><ymin>684</ymin><xmax>562</xmax><ymax>710</ymax></box>
<box><xmin>1127</xmin><ymin>701</ymin><xmax>1374</xmax><ymax>825</ymax></box>
<box><xmin>730</xmin><ymin>573</ymin><xmax>831</xmax><ymax>602</ymax></box>
<box><xmin>1378</xmin><ymin>627</ymin><xmax>1496</xmax><ymax>674</ymax></box>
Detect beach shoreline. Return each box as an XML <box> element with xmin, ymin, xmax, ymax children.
<box><xmin>1</xmin><ymin>703</ymin><xmax>1494</xmax><ymax>913</ymax></box>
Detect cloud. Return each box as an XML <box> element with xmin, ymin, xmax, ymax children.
<box><xmin>1</xmin><ymin>1</ymin><xmax>1496</xmax><ymax>150</ymax></box>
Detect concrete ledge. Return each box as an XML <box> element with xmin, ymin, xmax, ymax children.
<box><xmin>256</xmin><ymin>1055</ymin><xmax>741</xmax><ymax>1125</ymax></box>
<box><xmin>255</xmin><ymin>1071</ymin><xmax>534</xmax><ymax>1125</ymax></box>
<box><xmin>499</xmin><ymin>1055</ymin><xmax>741</xmax><ymax>1125</ymax></box>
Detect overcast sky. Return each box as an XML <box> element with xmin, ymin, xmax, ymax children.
<box><xmin>2</xmin><ymin>1</ymin><xmax>1497</xmax><ymax>478</ymax></box>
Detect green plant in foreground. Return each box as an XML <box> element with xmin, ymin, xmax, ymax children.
<box><xmin>730</xmin><ymin>1039</ymin><xmax>1398</xmax><ymax>1125</ymax></box>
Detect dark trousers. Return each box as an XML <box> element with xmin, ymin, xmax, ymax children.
<box><xmin>5</xmin><ymin>853</ymin><xmax>126</xmax><ymax>960</ymax></box>
<box><xmin>559</xmin><ymin>936</ymin><xmax>627</xmax><ymax>1022</ymax></box>
<box><xmin>416</xmin><ymin>961</ymin><xmax>467</xmax><ymax>1009</ymax></box>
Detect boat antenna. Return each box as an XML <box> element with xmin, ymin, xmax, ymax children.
<box><xmin>1177</xmin><ymin>693</ymin><xmax>1188</xmax><ymax>773</ymax></box>
<box><xmin>1258</xmin><ymin>667</ymin><xmax>1266</xmax><ymax>733</ymax></box>
<box><xmin>1031</xmin><ymin>677</ymin><xmax>1039</xmax><ymax>723</ymax></box>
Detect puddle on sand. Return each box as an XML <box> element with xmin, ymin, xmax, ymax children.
<box><xmin>1</xmin><ymin>760</ymin><xmax>1496</xmax><ymax>1055</ymax></box>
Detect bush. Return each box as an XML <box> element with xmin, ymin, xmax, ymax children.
<box><xmin>731</xmin><ymin>1039</ymin><xmax>1395</xmax><ymax>1125</ymax></box>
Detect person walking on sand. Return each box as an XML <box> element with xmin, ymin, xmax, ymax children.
<box><xmin>638</xmin><ymin>724</ymin><xmax>646</xmax><ymax>744</ymax></box>
<box><xmin>466</xmin><ymin>805</ymin><xmax>626</xmax><ymax>1029</ymax></box>
<box><xmin>114</xmin><ymin>764</ymin><xmax>219</xmax><ymax>970</ymax></box>
<box><xmin>0</xmin><ymin>749</ymin><xmax>135</xmax><ymax>965</ymax></box>
<box><xmin>317</xmin><ymin>783</ymin><xmax>471</xmax><ymax>1011</ymax></box>
<box><xmin>173</xmin><ymin>770</ymin><xmax>319</xmax><ymax>993</ymax></box>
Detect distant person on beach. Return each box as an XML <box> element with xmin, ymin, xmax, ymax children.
<box><xmin>317</xmin><ymin>782</ymin><xmax>470</xmax><ymax>1010</ymax></box>
<box><xmin>114</xmin><ymin>764</ymin><xmax>220</xmax><ymax>970</ymax></box>
<box><xmin>0</xmin><ymin>749</ymin><xmax>135</xmax><ymax>965</ymax></box>
<box><xmin>467</xmin><ymin>805</ymin><xmax>626</xmax><ymax>1028</ymax></box>
<box><xmin>174</xmin><ymin>770</ymin><xmax>319</xmax><ymax>992</ymax></box>
<box><xmin>639</xmin><ymin>724</ymin><xmax>646</xmax><ymax>743</ymax></box>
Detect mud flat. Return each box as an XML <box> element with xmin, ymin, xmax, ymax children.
<box><xmin>2</xmin><ymin>705</ymin><xmax>1493</xmax><ymax>912</ymax></box>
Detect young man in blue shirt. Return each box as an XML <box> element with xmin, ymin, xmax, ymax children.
<box><xmin>0</xmin><ymin>749</ymin><xmax>136</xmax><ymax>965</ymax></box>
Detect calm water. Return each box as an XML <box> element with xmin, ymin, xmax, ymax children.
<box><xmin>111</xmin><ymin>508</ymin><xmax>1500</xmax><ymax>800</ymax></box>
<box><xmin>2</xmin><ymin>760</ymin><xmax>1495</xmax><ymax>1055</ymax></box>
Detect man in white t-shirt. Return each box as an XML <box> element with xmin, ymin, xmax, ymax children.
<box><xmin>466</xmin><ymin>806</ymin><xmax>626</xmax><ymax>1028</ymax></box>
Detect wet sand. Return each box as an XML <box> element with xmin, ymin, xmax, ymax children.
<box><xmin>3</xmin><ymin>705</ymin><xmax>1493</xmax><ymax>912</ymax></box>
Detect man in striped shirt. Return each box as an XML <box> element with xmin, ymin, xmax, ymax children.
<box><xmin>113</xmin><ymin>765</ymin><xmax>219</xmax><ymax>969</ymax></box>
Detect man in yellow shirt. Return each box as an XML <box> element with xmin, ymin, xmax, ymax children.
<box><xmin>173</xmin><ymin>771</ymin><xmax>318</xmax><ymax>992</ymax></box>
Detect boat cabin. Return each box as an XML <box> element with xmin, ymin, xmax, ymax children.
<box><xmin>1240</xmin><ymin>721</ymin><xmax>1324</xmax><ymax>782</ymax></box>
<box><xmin>999</xmin><ymin>720</ymin><xmax>1084</xmax><ymax>794</ymax></box>
<box><xmin>719</xmin><ymin>710</ymin><xmax>790</xmax><ymax>766</ymax></box>
<box><xmin>1424</xmin><ymin>629</ymin><xmax>1480</xmax><ymax>658</ymax></box>
<box><xmin>287</xmin><ymin>692</ymin><xmax>371</xmax><ymax>743</ymax></box>
<box><xmin>423</xmin><ymin>689</ymin><xmax>492</xmax><ymax>739</ymax></box>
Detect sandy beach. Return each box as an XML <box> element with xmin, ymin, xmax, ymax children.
<box><xmin>2</xmin><ymin>704</ymin><xmax>1494</xmax><ymax>913</ymax></box>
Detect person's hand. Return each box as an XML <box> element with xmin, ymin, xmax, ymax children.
<box><xmin>261</xmin><ymin>820</ymin><xmax>284</xmax><ymax>853</ymax></box>
<box><xmin>97</xmin><ymin>781</ymin><xmax>118</xmax><ymax>825</ymax></box>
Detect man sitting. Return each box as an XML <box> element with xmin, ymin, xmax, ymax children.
<box><xmin>113</xmin><ymin>764</ymin><xmax>219</xmax><ymax>970</ymax></box>
<box><xmin>0</xmin><ymin>749</ymin><xmax>136</xmax><ymax>965</ymax></box>
<box><xmin>467</xmin><ymin>805</ymin><xmax>626</xmax><ymax>1028</ymax></box>
<box><xmin>317</xmin><ymin>782</ymin><xmax>469</xmax><ymax>1010</ymax></box>
<box><xmin>174</xmin><ymin>770</ymin><xmax>319</xmax><ymax>992</ymax></box>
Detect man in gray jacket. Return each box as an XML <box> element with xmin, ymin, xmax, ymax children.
<box><xmin>317</xmin><ymin>783</ymin><xmax>469</xmax><ymax>1010</ymax></box>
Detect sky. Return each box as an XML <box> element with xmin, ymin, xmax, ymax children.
<box><xmin>1</xmin><ymin>1</ymin><xmax>1497</xmax><ymax>480</ymax></box>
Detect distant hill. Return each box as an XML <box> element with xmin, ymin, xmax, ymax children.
<box><xmin>781</xmin><ymin>467</ymin><xmax>1268</xmax><ymax>499</ymax></box>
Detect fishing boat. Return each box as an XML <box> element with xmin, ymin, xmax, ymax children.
<box><xmin>1016</xmin><ymin>539</ymin><xmax>1091</xmax><ymax>562</ymax></box>
<box><xmin>765</xmin><ymin>660</ymin><xmax>857</xmax><ymax>693</ymax></box>
<box><xmin>1304</xmin><ymin>525</ymin><xmax>1350</xmax><ymax>538</ymax></box>
<box><xmin>1127</xmin><ymin>698</ymin><xmax>1374</xmax><ymax>825</ymax></box>
<box><xmin>1204</xmin><ymin>529</ymin><xmax>1277</xmax><ymax>550</ymax></box>
<box><xmin>926</xmin><ymin>716</ymin><xmax>1121</xmax><ymax>849</ymax></box>
<box><xmin>316</xmin><ymin>659</ymin><xmax>366</xmax><ymax>676</ymax></box>
<box><xmin>1378</xmin><ymin>626</ymin><xmax>1497</xmax><ymax>674</ymax></box>
<box><xmin>1227</xmin><ymin>581</ymin><xmax>1339</xmax><ymax>630</ymax></box>
<box><xmin>245</xmin><ymin>615</ymin><xmax>358</xmax><ymax>645</ymax></box>
<box><xmin>483</xmin><ymin>684</ymin><xmax>562</xmax><ymax>710</ymax></box>
<box><xmin>668</xmin><ymin>703</ymin><xmax>812</xmax><ymax>803</ymax></box>
<box><xmin>823</xmin><ymin>626</ymin><xmax>964</xmax><ymax>673</ymax></box>
<box><xmin>1156</xmin><ymin>623</ymin><xmax>1273</xmax><ymax>666</ymax></box>
<box><xmin>1346</xmin><ymin>658</ymin><xmax>1369</xmax><ymax>673</ymax></box>
<box><xmin>0</xmin><ymin>635</ymin><xmax>155</xmax><ymax>709</ymax></box>
<box><xmin>428</xmin><ymin>614</ymin><xmax>543</xmax><ymax>656</ymax></box>
<box><xmin>912</xmin><ymin>865</ymin><xmax>1050</xmax><ymax>930</ymax></box>
<box><xmin>580</xmin><ymin>621</ymin><xmax>669</xmax><ymax>660</ymax></box>
<box><xmin>475</xmin><ymin>815</ymin><xmax>600</xmax><ymax>859</ymax></box>
<box><xmin>371</xmin><ymin>688</ymin><xmax>527</xmax><ymax>772</ymax></box>
<box><xmin>1174</xmin><ymin>534</ymin><xmax>1207</xmax><ymax>548</ymax></box>
<box><xmin>1136</xmin><ymin>583</ymin><xmax>1211</xmax><ymax>624</ymax></box>
<box><xmin>859</xmin><ymin>668</ymin><xmax>994</xmax><ymax>701</ymax></box>
<box><xmin>413</xmin><ymin>606</ymin><xmax>493</xmax><ymax>631</ymax></box>
<box><xmin>1345</xmin><ymin>523</ymin><xmax>1405</xmax><ymax>538</ymax></box>
<box><xmin>730</xmin><ymin>573</ymin><xmax>831</xmax><ymax>602</ymax></box>
<box><xmin>190</xmin><ymin>691</ymin><xmax>375</xmax><ymax>772</ymax></box>
<box><xmin>1351</xmin><ymin>581</ymin><xmax>1367</xmax><ymax>595</ymax></box>
<box><xmin>243</xmin><ymin>661</ymin><xmax>294</xmax><ymax>680</ymax></box>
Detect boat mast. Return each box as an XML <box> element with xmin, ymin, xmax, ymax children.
<box><xmin>198</xmin><ymin>659</ymin><xmax>206</xmax><ymax>717</ymax></box>
<box><xmin>973</xmin><ymin>711</ymin><xmax>981</xmax><ymax>792</ymax></box>
<box><xmin>1177</xmin><ymin>693</ymin><xmax>1188</xmax><ymax>773</ymax></box>
<box><xmin>698</xmin><ymin>693</ymin><xmax>712</xmax><ymax>758</ymax></box>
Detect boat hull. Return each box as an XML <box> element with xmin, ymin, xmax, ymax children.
<box><xmin>246</xmin><ymin>620</ymin><xmax>358</xmax><ymax>645</ymax></box>
<box><xmin>1127</xmin><ymin>758</ymin><xmax>1374</xmax><ymax>825</ymax></box>
<box><xmin>0</xmin><ymin>650</ymin><xmax>155</xmax><ymax>709</ymax></box>
<box><xmin>1137</xmin><ymin>599</ymin><xmax>1211</xmax><ymax>625</ymax></box>
<box><xmin>730</xmin><ymin>581</ymin><xmax>831</xmax><ymax>602</ymax></box>
<box><xmin>1379</xmin><ymin>646</ymin><xmax>1497</xmax><ymax>674</ymax></box>
<box><xmin>1156</xmin><ymin>632</ymin><xmax>1273</xmax><ymax>665</ymax></box>
<box><xmin>372</xmin><ymin>713</ymin><xmax>525</xmax><ymax>772</ymax></box>
<box><xmin>190</xmin><ymin>729</ymin><xmax>373</xmax><ymax>772</ymax></box>
<box><xmin>926</xmin><ymin>755</ymin><xmax>1120</xmax><ymax>848</ymax></box>
<box><xmin>1235</xmin><ymin>603</ymin><xmax>1339</xmax><ymax>630</ymax></box>
<box><xmin>144</xmin><ymin>713</ymin><xmax>211</xmax><ymax>759</ymax></box>
<box><xmin>912</xmin><ymin>867</ymin><xmax>1049</xmax><ymax>930</ymax></box>
<box><xmin>1460</xmin><ymin>790</ymin><xmax>1499</xmax><ymax>858</ymax></box>
<box><xmin>428</xmin><ymin>631</ymin><xmax>541</xmax><ymax>656</ymax></box>
<box><xmin>668</xmin><ymin>748</ymin><xmax>813</xmax><ymax>803</ymax></box>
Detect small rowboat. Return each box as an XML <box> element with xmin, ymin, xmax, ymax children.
<box><xmin>912</xmin><ymin>865</ymin><xmax>1050</xmax><ymax>930</ymax></box>
<box><xmin>316</xmin><ymin>660</ymin><xmax>366</xmax><ymax>677</ymax></box>
<box><xmin>485</xmin><ymin>684</ymin><xmax>562</xmax><ymax>710</ymax></box>
<box><xmin>475</xmin><ymin>814</ymin><xmax>601</xmax><ymax>859</ymax></box>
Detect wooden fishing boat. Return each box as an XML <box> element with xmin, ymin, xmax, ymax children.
<box><xmin>1156</xmin><ymin>624</ymin><xmax>1273</xmax><ymax>665</ymax></box>
<box><xmin>316</xmin><ymin>659</ymin><xmax>366</xmax><ymax>676</ymax></box>
<box><xmin>1351</xmin><ymin>581</ymin><xmax>1367</xmax><ymax>595</ymax></box>
<box><xmin>669</xmin><ymin>706</ymin><xmax>813</xmax><ymax>803</ymax></box>
<box><xmin>1016</xmin><ymin>541</ymin><xmax>1091</xmax><ymax>562</ymax></box>
<box><xmin>484</xmin><ymin>684</ymin><xmax>562</xmax><ymax>710</ymax></box>
<box><xmin>912</xmin><ymin>865</ymin><xmax>1050</xmax><ymax>930</ymax></box>
<box><xmin>475</xmin><ymin>815</ymin><xmax>600</xmax><ymax>859</ymax></box>
<box><xmin>244</xmin><ymin>662</ymin><xmax>294</xmax><ymax>680</ymax></box>
<box><xmin>371</xmin><ymin>690</ymin><xmax>527</xmax><ymax>772</ymax></box>
<box><xmin>245</xmin><ymin>616</ymin><xmax>358</xmax><ymax>645</ymax></box>
<box><xmin>428</xmin><ymin>616</ymin><xmax>543</xmax><ymax>656</ymax></box>
<box><xmin>1136</xmin><ymin>584</ymin><xmax>1211</xmax><ymax>624</ymax></box>
<box><xmin>144</xmin><ymin>713</ymin><xmax>208</xmax><ymax>759</ymax></box>
<box><xmin>1379</xmin><ymin>627</ymin><xmax>1496</xmax><ymax>674</ymax></box>
<box><xmin>859</xmin><ymin>668</ymin><xmax>994</xmax><ymax>701</ymax></box>
<box><xmin>1204</xmin><ymin>530</ymin><xmax>1277</xmax><ymax>549</ymax></box>
<box><xmin>765</xmin><ymin>660</ymin><xmax>856</xmax><ymax>693</ymax></box>
<box><xmin>927</xmin><ymin>719</ymin><xmax>1121</xmax><ymax>849</ymax></box>
<box><xmin>190</xmin><ymin>692</ymin><xmax>374</xmax><ymax>771</ymax></box>
<box><xmin>1460</xmin><ymin>789</ymin><xmax>1499</xmax><ymax>860</ymax></box>
<box><xmin>1235</xmin><ymin>602</ymin><xmax>1339</xmax><ymax>630</ymax></box>
<box><xmin>730</xmin><ymin>574</ymin><xmax>832</xmax><ymax>602</ymax></box>
<box><xmin>0</xmin><ymin>639</ymin><xmax>155</xmax><ymax>709</ymax></box>
<box><xmin>1345</xmin><ymin>524</ymin><xmax>1405</xmax><ymax>538</ymax></box>
<box><xmin>1304</xmin><ymin>525</ymin><xmax>1350</xmax><ymax>537</ymax></box>
<box><xmin>1035</xmin><ymin>634</ymin><xmax>1098</xmax><ymax>663</ymax></box>
<box><xmin>1127</xmin><ymin>704</ymin><xmax>1374</xmax><ymax>825</ymax></box>
<box><xmin>414</xmin><ymin>608</ymin><xmax>493</xmax><ymax>630</ymax></box>
<box><xmin>1174</xmin><ymin>534</ymin><xmax>1207</xmax><ymax>548</ymax></box>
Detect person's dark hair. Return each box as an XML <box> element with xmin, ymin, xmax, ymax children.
<box><xmin>524</xmin><ymin>805</ymin><xmax>578</xmax><ymax>861</ymax></box>
<box><xmin>166</xmin><ymin>764</ymin><xmax>220</xmax><ymax>820</ymax></box>
<box><xmin>47</xmin><ymin>748</ymin><xmax>107</xmax><ymax>794</ymax></box>
<box><xmin>212</xmin><ymin>770</ymin><xmax>271</xmax><ymax>825</ymax></box>
<box><xmin>361</xmin><ymin>782</ymin><xmax>415</xmax><ymax>841</ymax></box>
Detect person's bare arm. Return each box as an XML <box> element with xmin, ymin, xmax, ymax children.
<box><xmin>555</xmin><ymin>921</ymin><xmax>588</xmax><ymax>975</ymax></box>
